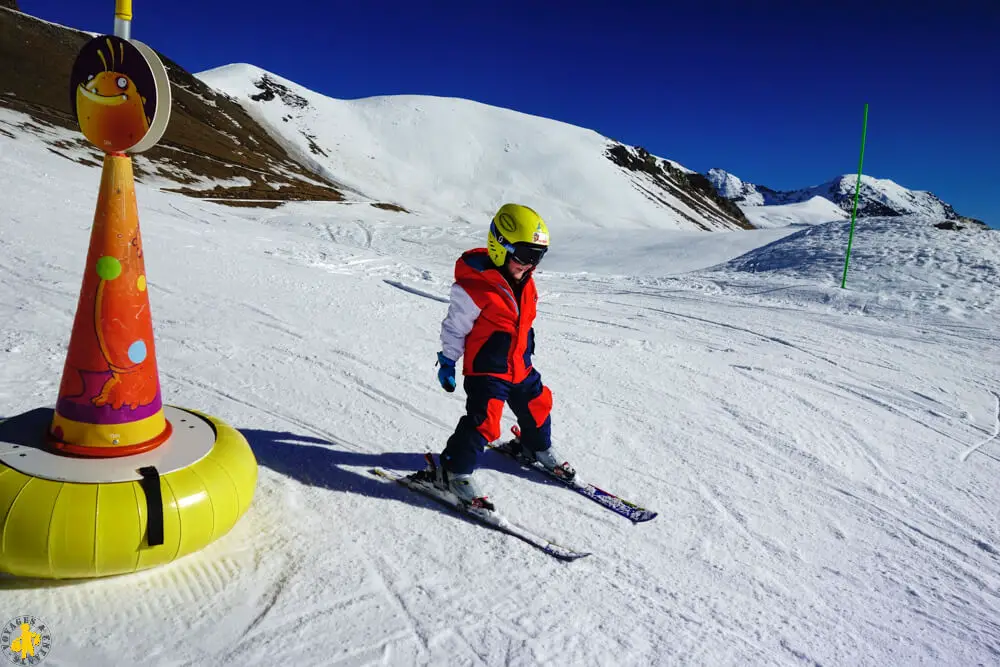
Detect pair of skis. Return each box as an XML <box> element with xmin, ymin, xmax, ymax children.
<box><xmin>369</xmin><ymin>427</ymin><xmax>656</xmax><ymax>561</ymax></box>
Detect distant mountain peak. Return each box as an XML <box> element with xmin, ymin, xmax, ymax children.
<box><xmin>707</xmin><ymin>168</ymin><xmax>984</xmax><ymax>227</ymax></box>
<box><xmin>706</xmin><ymin>168</ymin><xmax>767</xmax><ymax>206</ymax></box>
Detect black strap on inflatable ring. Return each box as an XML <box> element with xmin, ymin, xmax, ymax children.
<box><xmin>138</xmin><ymin>466</ymin><xmax>165</xmax><ymax>547</ymax></box>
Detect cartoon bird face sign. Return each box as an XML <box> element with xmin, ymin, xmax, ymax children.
<box><xmin>71</xmin><ymin>35</ymin><xmax>158</xmax><ymax>153</ymax></box>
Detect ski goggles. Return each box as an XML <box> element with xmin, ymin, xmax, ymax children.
<box><xmin>491</xmin><ymin>221</ymin><xmax>549</xmax><ymax>266</ymax></box>
<box><xmin>507</xmin><ymin>243</ymin><xmax>548</xmax><ymax>266</ymax></box>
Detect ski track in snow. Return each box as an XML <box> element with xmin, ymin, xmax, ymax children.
<box><xmin>960</xmin><ymin>392</ymin><xmax>1000</xmax><ymax>463</ymax></box>
<box><xmin>5</xmin><ymin>234</ymin><xmax>1000</xmax><ymax>664</ymax></box>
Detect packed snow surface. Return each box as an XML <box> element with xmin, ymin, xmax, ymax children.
<box><xmin>1</xmin><ymin>105</ymin><xmax>999</xmax><ymax>666</ymax></box>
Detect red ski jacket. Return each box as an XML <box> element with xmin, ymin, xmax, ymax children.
<box><xmin>440</xmin><ymin>249</ymin><xmax>538</xmax><ymax>383</ymax></box>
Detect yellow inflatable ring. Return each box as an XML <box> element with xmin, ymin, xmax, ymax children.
<box><xmin>0</xmin><ymin>406</ymin><xmax>257</xmax><ymax>579</ymax></box>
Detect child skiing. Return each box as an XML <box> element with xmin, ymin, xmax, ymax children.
<box><xmin>429</xmin><ymin>203</ymin><xmax>574</xmax><ymax>510</ymax></box>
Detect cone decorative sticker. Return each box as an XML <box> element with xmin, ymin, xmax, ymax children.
<box><xmin>71</xmin><ymin>35</ymin><xmax>157</xmax><ymax>153</ymax></box>
<box><xmin>50</xmin><ymin>155</ymin><xmax>169</xmax><ymax>453</ymax></box>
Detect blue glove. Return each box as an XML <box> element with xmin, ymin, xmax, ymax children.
<box><xmin>436</xmin><ymin>351</ymin><xmax>456</xmax><ymax>392</ymax></box>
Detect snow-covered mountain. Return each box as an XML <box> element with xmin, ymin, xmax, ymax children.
<box><xmin>707</xmin><ymin>167</ymin><xmax>770</xmax><ymax>206</ymax></box>
<box><xmin>0</xmin><ymin>6</ymin><xmax>346</xmax><ymax>205</ymax></box>
<box><xmin>707</xmin><ymin>167</ymin><xmax>985</xmax><ymax>226</ymax></box>
<box><xmin>4</xmin><ymin>1</ymin><xmax>981</xmax><ymax>234</ymax></box>
<box><xmin>0</xmin><ymin>2</ymin><xmax>751</xmax><ymax>232</ymax></box>
<box><xmin>194</xmin><ymin>65</ymin><xmax>749</xmax><ymax>231</ymax></box>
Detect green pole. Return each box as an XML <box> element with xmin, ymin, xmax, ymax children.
<box><xmin>841</xmin><ymin>103</ymin><xmax>869</xmax><ymax>289</ymax></box>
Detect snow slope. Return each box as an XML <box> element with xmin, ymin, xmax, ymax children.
<box><xmin>2</xmin><ymin>107</ymin><xmax>1000</xmax><ymax>666</ymax></box>
<box><xmin>700</xmin><ymin>215</ymin><xmax>1000</xmax><ymax>319</ymax></box>
<box><xmin>739</xmin><ymin>196</ymin><xmax>849</xmax><ymax>229</ymax></box>
<box><xmin>195</xmin><ymin>64</ymin><xmax>740</xmax><ymax>232</ymax></box>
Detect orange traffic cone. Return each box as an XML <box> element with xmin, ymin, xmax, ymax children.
<box><xmin>49</xmin><ymin>152</ymin><xmax>171</xmax><ymax>456</ymax></box>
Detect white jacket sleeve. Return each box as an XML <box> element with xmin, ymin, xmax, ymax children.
<box><xmin>440</xmin><ymin>283</ymin><xmax>481</xmax><ymax>362</ymax></box>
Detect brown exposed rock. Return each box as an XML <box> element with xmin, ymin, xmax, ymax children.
<box><xmin>0</xmin><ymin>7</ymin><xmax>343</xmax><ymax>206</ymax></box>
<box><xmin>606</xmin><ymin>143</ymin><xmax>753</xmax><ymax>230</ymax></box>
<box><xmin>371</xmin><ymin>202</ymin><xmax>408</xmax><ymax>213</ymax></box>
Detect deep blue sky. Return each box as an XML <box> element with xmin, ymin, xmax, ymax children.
<box><xmin>24</xmin><ymin>0</ymin><xmax>1000</xmax><ymax>226</ymax></box>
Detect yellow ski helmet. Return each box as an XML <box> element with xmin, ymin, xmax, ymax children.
<box><xmin>486</xmin><ymin>203</ymin><xmax>550</xmax><ymax>268</ymax></box>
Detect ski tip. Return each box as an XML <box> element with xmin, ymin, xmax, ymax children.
<box><xmin>629</xmin><ymin>511</ymin><xmax>658</xmax><ymax>523</ymax></box>
<box><xmin>369</xmin><ymin>467</ymin><xmax>409</xmax><ymax>482</ymax></box>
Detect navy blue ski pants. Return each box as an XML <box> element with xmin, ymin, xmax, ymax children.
<box><xmin>441</xmin><ymin>369</ymin><xmax>553</xmax><ymax>475</ymax></box>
